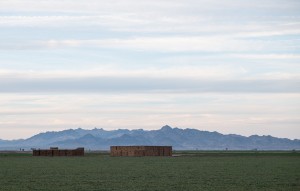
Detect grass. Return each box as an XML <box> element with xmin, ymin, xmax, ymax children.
<box><xmin>0</xmin><ymin>151</ymin><xmax>299</xmax><ymax>191</ymax></box>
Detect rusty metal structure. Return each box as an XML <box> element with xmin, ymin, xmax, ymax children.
<box><xmin>110</xmin><ymin>146</ymin><xmax>172</xmax><ymax>157</ymax></box>
<box><xmin>33</xmin><ymin>147</ymin><xmax>84</xmax><ymax>156</ymax></box>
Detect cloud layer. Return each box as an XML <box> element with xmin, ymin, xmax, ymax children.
<box><xmin>0</xmin><ymin>0</ymin><xmax>299</xmax><ymax>139</ymax></box>
<box><xmin>1</xmin><ymin>75</ymin><xmax>299</xmax><ymax>93</ymax></box>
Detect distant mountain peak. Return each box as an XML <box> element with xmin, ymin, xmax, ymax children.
<box><xmin>161</xmin><ymin>125</ymin><xmax>172</xmax><ymax>130</ymax></box>
<box><xmin>81</xmin><ymin>133</ymin><xmax>96</xmax><ymax>138</ymax></box>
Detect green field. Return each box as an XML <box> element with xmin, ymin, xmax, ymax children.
<box><xmin>0</xmin><ymin>151</ymin><xmax>299</xmax><ymax>191</ymax></box>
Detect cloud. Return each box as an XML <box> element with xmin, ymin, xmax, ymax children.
<box><xmin>1</xmin><ymin>0</ymin><xmax>299</xmax><ymax>38</ymax></box>
<box><xmin>1</xmin><ymin>92</ymin><xmax>299</xmax><ymax>140</ymax></box>
<box><xmin>0</xmin><ymin>66</ymin><xmax>239</xmax><ymax>79</ymax></box>
<box><xmin>0</xmin><ymin>75</ymin><xmax>299</xmax><ymax>93</ymax></box>
<box><xmin>1</xmin><ymin>15</ymin><xmax>299</xmax><ymax>38</ymax></box>
<box><xmin>0</xmin><ymin>36</ymin><xmax>296</xmax><ymax>52</ymax></box>
<box><xmin>1</xmin><ymin>0</ymin><xmax>299</xmax><ymax>14</ymax></box>
<box><xmin>230</xmin><ymin>54</ymin><xmax>300</xmax><ymax>59</ymax></box>
<box><xmin>0</xmin><ymin>0</ymin><xmax>299</xmax><ymax>140</ymax></box>
<box><xmin>0</xmin><ymin>15</ymin><xmax>142</xmax><ymax>28</ymax></box>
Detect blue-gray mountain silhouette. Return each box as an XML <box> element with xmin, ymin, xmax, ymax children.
<box><xmin>0</xmin><ymin>125</ymin><xmax>299</xmax><ymax>150</ymax></box>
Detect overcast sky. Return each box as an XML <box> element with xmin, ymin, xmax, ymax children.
<box><xmin>0</xmin><ymin>0</ymin><xmax>299</xmax><ymax>140</ymax></box>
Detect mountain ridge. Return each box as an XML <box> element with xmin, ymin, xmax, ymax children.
<box><xmin>0</xmin><ymin>125</ymin><xmax>299</xmax><ymax>150</ymax></box>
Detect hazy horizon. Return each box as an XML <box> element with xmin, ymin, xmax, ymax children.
<box><xmin>0</xmin><ymin>0</ymin><xmax>299</xmax><ymax>140</ymax></box>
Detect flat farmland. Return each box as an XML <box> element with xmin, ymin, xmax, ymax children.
<box><xmin>0</xmin><ymin>151</ymin><xmax>299</xmax><ymax>191</ymax></box>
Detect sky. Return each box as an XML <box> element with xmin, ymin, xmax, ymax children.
<box><xmin>0</xmin><ymin>0</ymin><xmax>299</xmax><ymax>140</ymax></box>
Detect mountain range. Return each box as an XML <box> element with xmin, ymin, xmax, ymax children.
<box><xmin>0</xmin><ymin>125</ymin><xmax>299</xmax><ymax>150</ymax></box>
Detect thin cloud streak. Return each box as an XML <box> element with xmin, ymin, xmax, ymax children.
<box><xmin>0</xmin><ymin>76</ymin><xmax>299</xmax><ymax>93</ymax></box>
<box><xmin>0</xmin><ymin>37</ymin><xmax>297</xmax><ymax>52</ymax></box>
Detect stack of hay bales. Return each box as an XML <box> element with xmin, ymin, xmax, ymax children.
<box><xmin>32</xmin><ymin>147</ymin><xmax>84</xmax><ymax>156</ymax></box>
<box><xmin>110</xmin><ymin>146</ymin><xmax>172</xmax><ymax>157</ymax></box>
